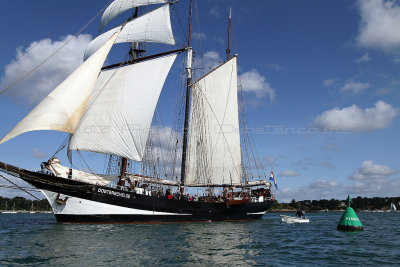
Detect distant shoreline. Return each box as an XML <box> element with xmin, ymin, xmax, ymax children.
<box><xmin>269</xmin><ymin>209</ymin><xmax>398</xmax><ymax>213</ymax></box>
<box><xmin>0</xmin><ymin>210</ymin><xmax>52</xmax><ymax>213</ymax></box>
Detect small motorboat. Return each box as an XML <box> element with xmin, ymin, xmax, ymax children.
<box><xmin>280</xmin><ymin>215</ymin><xmax>310</xmax><ymax>223</ymax></box>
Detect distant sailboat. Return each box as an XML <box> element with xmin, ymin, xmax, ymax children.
<box><xmin>30</xmin><ymin>202</ymin><xmax>35</xmax><ymax>214</ymax></box>
<box><xmin>389</xmin><ymin>203</ymin><xmax>397</xmax><ymax>212</ymax></box>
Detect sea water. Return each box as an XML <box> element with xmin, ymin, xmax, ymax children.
<box><xmin>0</xmin><ymin>212</ymin><xmax>399</xmax><ymax>266</ymax></box>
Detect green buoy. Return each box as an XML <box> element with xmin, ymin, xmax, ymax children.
<box><xmin>337</xmin><ymin>195</ymin><xmax>364</xmax><ymax>231</ymax></box>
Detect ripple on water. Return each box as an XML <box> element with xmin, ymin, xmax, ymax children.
<box><xmin>1</xmin><ymin>212</ymin><xmax>400</xmax><ymax>266</ymax></box>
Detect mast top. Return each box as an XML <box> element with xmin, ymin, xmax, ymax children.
<box><xmin>227</xmin><ymin>7</ymin><xmax>232</xmax><ymax>60</ymax></box>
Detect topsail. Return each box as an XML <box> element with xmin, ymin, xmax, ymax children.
<box><xmin>100</xmin><ymin>0</ymin><xmax>168</xmax><ymax>31</ymax></box>
<box><xmin>85</xmin><ymin>4</ymin><xmax>175</xmax><ymax>61</ymax></box>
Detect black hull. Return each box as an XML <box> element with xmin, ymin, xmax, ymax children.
<box><xmin>54</xmin><ymin>213</ymin><xmax>266</xmax><ymax>223</ymax></box>
<box><xmin>0</xmin><ymin>162</ymin><xmax>274</xmax><ymax>223</ymax></box>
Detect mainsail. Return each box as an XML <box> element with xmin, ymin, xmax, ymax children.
<box><xmin>69</xmin><ymin>54</ymin><xmax>177</xmax><ymax>161</ymax></box>
<box><xmin>185</xmin><ymin>57</ymin><xmax>242</xmax><ymax>186</ymax></box>
<box><xmin>84</xmin><ymin>4</ymin><xmax>175</xmax><ymax>61</ymax></box>
<box><xmin>100</xmin><ymin>0</ymin><xmax>168</xmax><ymax>31</ymax></box>
<box><xmin>0</xmin><ymin>31</ymin><xmax>120</xmax><ymax>144</ymax></box>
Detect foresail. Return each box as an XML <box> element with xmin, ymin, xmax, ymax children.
<box><xmin>68</xmin><ymin>54</ymin><xmax>177</xmax><ymax>161</ymax></box>
<box><xmin>185</xmin><ymin>57</ymin><xmax>242</xmax><ymax>187</ymax></box>
<box><xmin>100</xmin><ymin>0</ymin><xmax>168</xmax><ymax>31</ymax></box>
<box><xmin>0</xmin><ymin>31</ymin><xmax>120</xmax><ymax>145</ymax></box>
<box><xmin>85</xmin><ymin>4</ymin><xmax>175</xmax><ymax>61</ymax></box>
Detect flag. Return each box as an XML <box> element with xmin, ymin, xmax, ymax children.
<box><xmin>270</xmin><ymin>170</ymin><xmax>278</xmax><ymax>190</ymax></box>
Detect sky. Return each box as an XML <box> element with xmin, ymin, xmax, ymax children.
<box><xmin>0</xmin><ymin>0</ymin><xmax>399</xmax><ymax>202</ymax></box>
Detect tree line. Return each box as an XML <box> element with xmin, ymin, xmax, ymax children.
<box><xmin>0</xmin><ymin>197</ymin><xmax>51</xmax><ymax>211</ymax></box>
<box><xmin>272</xmin><ymin>196</ymin><xmax>400</xmax><ymax>211</ymax></box>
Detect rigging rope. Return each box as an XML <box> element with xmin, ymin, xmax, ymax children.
<box><xmin>237</xmin><ymin>66</ymin><xmax>268</xmax><ymax>180</ymax></box>
<box><xmin>0</xmin><ymin>173</ymin><xmax>41</xmax><ymax>200</ymax></box>
<box><xmin>50</xmin><ymin>135</ymin><xmax>70</xmax><ymax>159</ymax></box>
<box><xmin>0</xmin><ymin>0</ymin><xmax>112</xmax><ymax>96</ymax></box>
<box><xmin>171</xmin><ymin>3</ymin><xmax>188</xmax><ymax>47</ymax></box>
<box><xmin>75</xmin><ymin>150</ymin><xmax>105</xmax><ymax>183</ymax></box>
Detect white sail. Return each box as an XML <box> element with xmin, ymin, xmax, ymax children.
<box><xmin>185</xmin><ymin>57</ymin><xmax>242</xmax><ymax>186</ymax></box>
<box><xmin>0</xmin><ymin>31</ymin><xmax>120</xmax><ymax>145</ymax></box>
<box><xmin>68</xmin><ymin>54</ymin><xmax>177</xmax><ymax>161</ymax></box>
<box><xmin>84</xmin><ymin>4</ymin><xmax>175</xmax><ymax>61</ymax></box>
<box><xmin>100</xmin><ymin>0</ymin><xmax>168</xmax><ymax>31</ymax></box>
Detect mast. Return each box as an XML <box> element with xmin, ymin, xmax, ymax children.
<box><xmin>226</xmin><ymin>7</ymin><xmax>232</xmax><ymax>60</ymax></box>
<box><xmin>121</xmin><ymin>7</ymin><xmax>143</xmax><ymax>178</ymax></box>
<box><xmin>180</xmin><ymin>0</ymin><xmax>193</xmax><ymax>193</ymax></box>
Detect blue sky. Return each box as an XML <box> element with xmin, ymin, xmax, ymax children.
<box><xmin>0</xmin><ymin>0</ymin><xmax>399</xmax><ymax>202</ymax></box>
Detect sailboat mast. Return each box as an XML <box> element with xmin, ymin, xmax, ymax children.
<box><xmin>121</xmin><ymin>7</ymin><xmax>142</xmax><ymax>178</ymax></box>
<box><xmin>227</xmin><ymin>7</ymin><xmax>231</xmax><ymax>60</ymax></box>
<box><xmin>180</xmin><ymin>0</ymin><xmax>194</xmax><ymax>193</ymax></box>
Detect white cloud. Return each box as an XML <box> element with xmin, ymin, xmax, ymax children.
<box><xmin>340</xmin><ymin>82</ymin><xmax>370</xmax><ymax>94</ymax></box>
<box><xmin>376</xmin><ymin>80</ymin><xmax>398</xmax><ymax>95</ymax></box>
<box><xmin>376</xmin><ymin>87</ymin><xmax>393</xmax><ymax>95</ymax></box>
<box><xmin>323</xmin><ymin>78</ymin><xmax>337</xmax><ymax>87</ymax></box>
<box><xmin>293</xmin><ymin>156</ymin><xmax>312</xmax><ymax>170</ymax></box>
<box><xmin>265</xmin><ymin>63</ymin><xmax>283</xmax><ymax>71</ymax></box>
<box><xmin>323</xmin><ymin>143</ymin><xmax>340</xmax><ymax>152</ymax></box>
<box><xmin>279</xmin><ymin>170</ymin><xmax>300</xmax><ymax>177</ymax></box>
<box><xmin>264</xmin><ymin>156</ymin><xmax>277</xmax><ymax>166</ymax></box>
<box><xmin>209</xmin><ymin>7</ymin><xmax>220</xmax><ymax>17</ymax></box>
<box><xmin>275</xmin><ymin>161</ymin><xmax>399</xmax><ymax>202</ymax></box>
<box><xmin>192</xmin><ymin>32</ymin><xmax>207</xmax><ymax>40</ymax></box>
<box><xmin>314</xmin><ymin>100</ymin><xmax>398</xmax><ymax>132</ymax></box>
<box><xmin>193</xmin><ymin>50</ymin><xmax>223</xmax><ymax>77</ymax></box>
<box><xmin>349</xmin><ymin>160</ymin><xmax>397</xmax><ymax>182</ymax></box>
<box><xmin>263</xmin><ymin>154</ymin><xmax>286</xmax><ymax>167</ymax></box>
<box><xmin>202</xmin><ymin>51</ymin><xmax>222</xmax><ymax>70</ymax></box>
<box><xmin>240</xmin><ymin>69</ymin><xmax>276</xmax><ymax>101</ymax></box>
<box><xmin>344</xmin><ymin>160</ymin><xmax>399</xmax><ymax>196</ymax></box>
<box><xmin>32</xmin><ymin>148</ymin><xmax>47</xmax><ymax>159</ymax></box>
<box><xmin>1</xmin><ymin>34</ymin><xmax>92</xmax><ymax>106</ymax></box>
<box><xmin>355</xmin><ymin>52</ymin><xmax>371</xmax><ymax>63</ymax></box>
<box><xmin>275</xmin><ymin>179</ymin><xmax>340</xmax><ymax>202</ymax></box>
<box><xmin>320</xmin><ymin>160</ymin><xmax>335</xmax><ymax>169</ymax></box>
<box><xmin>357</xmin><ymin>0</ymin><xmax>400</xmax><ymax>51</ymax></box>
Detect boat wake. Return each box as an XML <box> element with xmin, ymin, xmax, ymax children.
<box><xmin>280</xmin><ymin>215</ymin><xmax>310</xmax><ymax>224</ymax></box>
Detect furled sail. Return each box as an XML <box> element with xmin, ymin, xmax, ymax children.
<box><xmin>68</xmin><ymin>54</ymin><xmax>177</xmax><ymax>162</ymax></box>
<box><xmin>84</xmin><ymin>4</ymin><xmax>175</xmax><ymax>60</ymax></box>
<box><xmin>185</xmin><ymin>57</ymin><xmax>242</xmax><ymax>186</ymax></box>
<box><xmin>0</xmin><ymin>31</ymin><xmax>120</xmax><ymax>145</ymax></box>
<box><xmin>100</xmin><ymin>0</ymin><xmax>168</xmax><ymax>31</ymax></box>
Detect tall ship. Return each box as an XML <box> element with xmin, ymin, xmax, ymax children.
<box><xmin>0</xmin><ymin>0</ymin><xmax>275</xmax><ymax>223</ymax></box>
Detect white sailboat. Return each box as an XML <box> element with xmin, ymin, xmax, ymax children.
<box><xmin>389</xmin><ymin>203</ymin><xmax>396</xmax><ymax>212</ymax></box>
<box><xmin>0</xmin><ymin>0</ymin><xmax>275</xmax><ymax>223</ymax></box>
